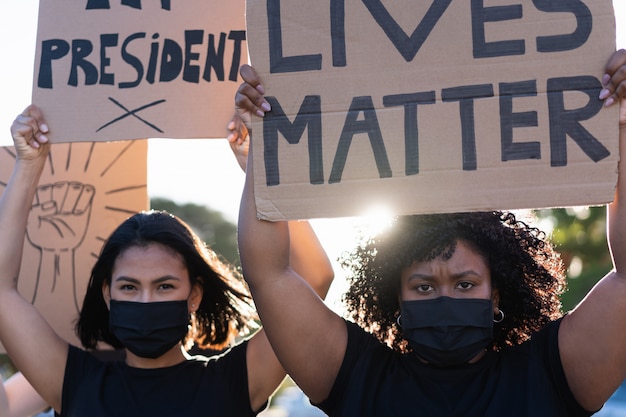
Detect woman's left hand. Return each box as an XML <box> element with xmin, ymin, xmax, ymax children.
<box><xmin>601</xmin><ymin>48</ymin><xmax>626</xmax><ymax>125</ymax></box>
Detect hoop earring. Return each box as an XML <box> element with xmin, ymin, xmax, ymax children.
<box><xmin>396</xmin><ymin>314</ymin><xmax>402</xmax><ymax>327</ymax></box>
<box><xmin>493</xmin><ymin>309</ymin><xmax>505</xmax><ymax>323</ymax></box>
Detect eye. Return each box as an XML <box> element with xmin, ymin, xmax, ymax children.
<box><xmin>158</xmin><ymin>282</ymin><xmax>175</xmax><ymax>290</ymax></box>
<box><xmin>456</xmin><ymin>281</ymin><xmax>475</xmax><ymax>290</ymax></box>
<box><xmin>119</xmin><ymin>284</ymin><xmax>136</xmax><ymax>291</ymax></box>
<box><xmin>415</xmin><ymin>283</ymin><xmax>434</xmax><ymax>293</ymax></box>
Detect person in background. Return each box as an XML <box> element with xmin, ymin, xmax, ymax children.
<box><xmin>0</xmin><ymin>372</ymin><xmax>49</xmax><ymax>417</ymax></box>
<box><xmin>235</xmin><ymin>49</ymin><xmax>626</xmax><ymax>416</ymax></box>
<box><xmin>0</xmin><ymin>105</ymin><xmax>334</xmax><ymax>416</ymax></box>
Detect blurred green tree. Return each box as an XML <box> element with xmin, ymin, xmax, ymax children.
<box><xmin>150</xmin><ymin>197</ymin><xmax>240</xmax><ymax>266</ymax></box>
<box><xmin>533</xmin><ymin>206</ymin><xmax>612</xmax><ymax>312</ymax></box>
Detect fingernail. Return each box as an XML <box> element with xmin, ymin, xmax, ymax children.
<box><xmin>602</xmin><ymin>73</ymin><xmax>611</xmax><ymax>86</ymax></box>
<box><xmin>261</xmin><ymin>102</ymin><xmax>271</xmax><ymax>112</ymax></box>
<box><xmin>256</xmin><ymin>110</ymin><xmax>265</xmax><ymax>118</ymax></box>
<box><xmin>32</xmin><ymin>141</ymin><xmax>40</xmax><ymax>149</ymax></box>
<box><xmin>604</xmin><ymin>97</ymin><xmax>615</xmax><ymax>107</ymax></box>
<box><xmin>40</xmin><ymin>124</ymin><xmax>49</xmax><ymax>133</ymax></box>
<box><xmin>256</xmin><ymin>84</ymin><xmax>265</xmax><ymax>95</ymax></box>
<box><xmin>599</xmin><ymin>88</ymin><xmax>611</xmax><ymax>100</ymax></box>
<box><xmin>227</xmin><ymin>121</ymin><xmax>235</xmax><ymax>130</ymax></box>
<box><xmin>227</xmin><ymin>133</ymin><xmax>235</xmax><ymax>141</ymax></box>
<box><xmin>39</xmin><ymin>134</ymin><xmax>48</xmax><ymax>143</ymax></box>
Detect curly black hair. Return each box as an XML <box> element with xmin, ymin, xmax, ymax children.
<box><xmin>340</xmin><ymin>211</ymin><xmax>566</xmax><ymax>353</ymax></box>
<box><xmin>76</xmin><ymin>210</ymin><xmax>257</xmax><ymax>352</ymax></box>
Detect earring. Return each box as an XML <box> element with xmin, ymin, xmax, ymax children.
<box><xmin>396</xmin><ymin>314</ymin><xmax>402</xmax><ymax>327</ymax></box>
<box><xmin>493</xmin><ymin>309</ymin><xmax>505</xmax><ymax>323</ymax></box>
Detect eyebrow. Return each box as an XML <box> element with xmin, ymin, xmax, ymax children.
<box><xmin>452</xmin><ymin>270</ymin><xmax>483</xmax><ymax>279</ymax></box>
<box><xmin>113</xmin><ymin>275</ymin><xmax>182</xmax><ymax>284</ymax></box>
<box><xmin>406</xmin><ymin>270</ymin><xmax>483</xmax><ymax>282</ymax></box>
<box><xmin>406</xmin><ymin>274</ymin><xmax>434</xmax><ymax>282</ymax></box>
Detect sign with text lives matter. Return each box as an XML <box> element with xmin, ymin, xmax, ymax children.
<box><xmin>33</xmin><ymin>0</ymin><xmax>246</xmax><ymax>142</ymax></box>
<box><xmin>246</xmin><ymin>0</ymin><xmax>618</xmax><ymax>220</ymax></box>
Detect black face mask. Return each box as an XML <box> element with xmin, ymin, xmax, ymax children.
<box><xmin>399</xmin><ymin>296</ymin><xmax>494</xmax><ymax>367</ymax></box>
<box><xmin>109</xmin><ymin>300</ymin><xmax>190</xmax><ymax>359</ymax></box>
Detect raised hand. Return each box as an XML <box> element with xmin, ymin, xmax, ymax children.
<box><xmin>601</xmin><ymin>49</ymin><xmax>626</xmax><ymax>124</ymax></box>
<box><xmin>226</xmin><ymin>113</ymin><xmax>250</xmax><ymax>173</ymax></box>
<box><xmin>235</xmin><ymin>65</ymin><xmax>271</xmax><ymax>120</ymax></box>
<box><xmin>10</xmin><ymin>105</ymin><xmax>50</xmax><ymax>161</ymax></box>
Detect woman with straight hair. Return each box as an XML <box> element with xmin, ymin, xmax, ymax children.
<box><xmin>0</xmin><ymin>106</ymin><xmax>334</xmax><ymax>416</ymax></box>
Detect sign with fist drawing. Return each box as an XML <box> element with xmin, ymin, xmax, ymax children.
<box><xmin>0</xmin><ymin>140</ymin><xmax>148</xmax><ymax>350</ymax></box>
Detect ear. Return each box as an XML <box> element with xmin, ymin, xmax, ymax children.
<box><xmin>492</xmin><ymin>288</ymin><xmax>500</xmax><ymax>313</ymax></box>
<box><xmin>102</xmin><ymin>282</ymin><xmax>111</xmax><ymax>310</ymax></box>
<box><xmin>188</xmin><ymin>281</ymin><xmax>204</xmax><ymax>313</ymax></box>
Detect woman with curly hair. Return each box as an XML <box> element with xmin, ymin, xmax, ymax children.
<box><xmin>236</xmin><ymin>48</ymin><xmax>626</xmax><ymax>417</ymax></box>
<box><xmin>342</xmin><ymin>211</ymin><xmax>565</xmax><ymax>354</ymax></box>
<box><xmin>0</xmin><ymin>106</ymin><xmax>334</xmax><ymax>416</ymax></box>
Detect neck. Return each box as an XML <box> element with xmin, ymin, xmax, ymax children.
<box><xmin>125</xmin><ymin>343</ymin><xmax>186</xmax><ymax>368</ymax></box>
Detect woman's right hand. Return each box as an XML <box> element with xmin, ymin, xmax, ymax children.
<box><xmin>10</xmin><ymin>105</ymin><xmax>50</xmax><ymax>161</ymax></box>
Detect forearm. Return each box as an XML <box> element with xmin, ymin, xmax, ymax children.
<box><xmin>236</xmin><ymin>130</ymin><xmax>348</xmax><ymax>404</ymax></box>
<box><xmin>237</xmin><ymin>152</ymin><xmax>291</xmax><ymax>290</ymax></box>
<box><xmin>288</xmin><ymin>220</ymin><xmax>334</xmax><ymax>299</ymax></box>
<box><xmin>608</xmin><ymin>122</ymin><xmax>626</xmax><ymax>274</ymax></box>
<box><xmin>231</xmin><ymin>123</ymin><xmax>333</xmax><ymax>295</ymax></box>
<box><xmin>0</xmin><ymin>159</ymin><xmax>46</xmax><ymax>290</ymax></box>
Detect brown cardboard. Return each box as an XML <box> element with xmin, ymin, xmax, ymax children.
<box><xmin>0</xmin><ymin>140</ymin><xmax>148</xmax><ymax>351</ymax></box>
<box><xmin>246</xmin><ymin>0</ymin><xmax>619</xmax><ymax>220</ymax></box>
<box><xmin>32</xmin><ymin>0</ymin><xmax>246</xmax><ymax>143</ymax></box>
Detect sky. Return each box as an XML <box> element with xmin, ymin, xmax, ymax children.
<box><xmin>0</xmin><ymin>1</ymin><xmax>625</xmax><ymax>310</ymax></box>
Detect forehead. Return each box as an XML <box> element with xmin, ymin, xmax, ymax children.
<box><xmin>117</xmin><ymin>242</ymin><xmax>182</xmax><ymax>260</ymax></box>
<box><xmin>405</xmin><ymin>240</ymin><xmax>489</xmax><ymax>274</ymax></box>
<box><xmin>113</xmin><ymin>243</ymin><xmax>188</xmax><ymax>277</ymax></box>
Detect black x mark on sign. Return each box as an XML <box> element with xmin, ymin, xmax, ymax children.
<box><xmin>96</xmin><ymin>97</ymin><xmax>166</xmax><ymax>133</ymax></box>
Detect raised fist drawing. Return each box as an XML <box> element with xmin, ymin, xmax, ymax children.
<box><xmin>26</xmin><ymin>181</ymin><xmax>95</xmax><ymax>310</ymax></box>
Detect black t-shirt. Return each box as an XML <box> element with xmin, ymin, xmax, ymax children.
<box><xmin>317</xmin><ymin>318</ymin><xmax>594</xmax><ymax>417</ymax></box>
<box><xmin>60</xmin><ymin>342</ymin><xmax>260</xmax><ymax>417</ymax></box>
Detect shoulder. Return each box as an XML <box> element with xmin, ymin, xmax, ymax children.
<box><xmin>66</xmin><ymin>345</ymin><xmax>104</xmax><ymax>372</ymax></box>
<box><xmin>324</xmin><ymin>320</ymin><xmax>394</xmax><ymax>380</ymax></box>
<box><xmin>65</xmin><ymin>346</ymin><xmax>127</xmax><ymax>375</ymax></box>
<box><xmin>187</xmin><ymin>340</ymin><xmax>250</xmax><ymax>373</ymax></box>
<box><xmin>344</xmin><ymin>320</ymin><xmax>387</xmax><ymax>354</ymax></box>
<box><xmin>505</xmin><ymin>318</ymin><xmax>562</xmax><ymax>356</ymax></box>
<box><xmin>318</xmin><ymin>320</ymin><xmax>396</xmax><ymax>398</ymax></box>
<box><xmin>497</xmin><ymin>319</ymin><xmax>563</xmax><ymax>376</ymax></box>
<box><xmin>500</xmin><ymin>319</ymin><xmax>589</xmax><ymax>412</ymax></box>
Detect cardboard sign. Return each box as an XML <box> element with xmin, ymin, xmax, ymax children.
<box><xmin>0</xmin><ymin>140</ymin><xmax>148</xmax><ymax>351</ymax></box>
<box><xmin>32</xmin><ymin>0</ymin><xmax>246</xmax><ymax>143</ymax></box>
<box><xmin>246</xmin><ymin>0</ymin><xmax>619</xmax><ymax>220</ymax></box>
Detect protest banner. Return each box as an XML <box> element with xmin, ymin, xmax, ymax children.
<box><xmin>0</xmin><ymin>140</ymin><xmax>148</xmax><ymax>350</ymax></box>
<box><xmin>245</xmin><ymin>0</ymin><xmax>619</xmax><ymax>220</ymax></box>
<box><xmin>32</xmin><ymin>0</ymin><xmax>246</xmax><ymax>143</ymax></box>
